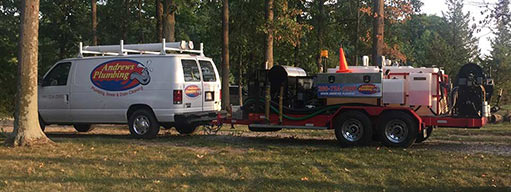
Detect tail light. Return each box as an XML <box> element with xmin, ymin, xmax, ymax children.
<box><xmin>219</xmin><ymin>89</ymin><xmax>222</xmax><ymax>101</ymax></box>
<box><xmin>173</xmin><ymin>90</ymin><xmax>182</xmax><ymax>104</ymax></box>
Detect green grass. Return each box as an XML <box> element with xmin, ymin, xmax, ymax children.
<box><xmin>0</xmin><ymin>124</ymin><xmax>510</xmax><ymax>192</ymax></box>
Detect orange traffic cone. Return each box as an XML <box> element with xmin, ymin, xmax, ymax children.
<box><xmin>336</xmin><ymin>47</ymin><xmax>351</xmax><ymax>73</ymax></box>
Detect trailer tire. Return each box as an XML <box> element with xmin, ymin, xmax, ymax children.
<box><xmin>73</xmin><ymin>124</ymin><xmax>94</xmax><ymax>132</ymax></box>
<box><xmin>415</xmin><ymin>126</ymin><xmax>433</xmax><ymax>143</ymax></box>
<box><xmin>378</xmin><ymin>111</ymin><xmax>418</xmax><ymax>147</ymax></box>
<box><xmin>128</xmin><ymin>109</ymin><xmax>160</xmax><ymax>139</ymax></box>
<box><xmin>334</xmin><ymin>111</ymin><xmax>373</xmax><ymax>146</ymax></box>
<box><xmin>175</xmin><ymin>119</ymin><xmax>199</xmax><ymax>135</ymax></box>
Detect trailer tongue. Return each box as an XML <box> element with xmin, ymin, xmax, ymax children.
<box><xmin>176</xmin><ymin>50</ymin><xmax>497</xmax><ymax>148</ymax></box>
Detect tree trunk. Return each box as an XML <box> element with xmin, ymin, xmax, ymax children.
<box><xmin>372</xmin><ymin>0</ymin><xmax>384</xmax><ymax>66</ymax></box>
<box><xmin>122</xmin><ymin>0</ymin><xmax>129</xmax><ymax>41</ymax></box>
<box><xmin>221</xmin><ymin>0</ymin><xmax>231</xmax><ymax>112</ymax></box>
<box><xmin>138</xmin><ymin>0</ymin><xmax>144</xmax><ymax>43</ymax></box>
<box><xmin>5</xmin><ymin>0</ymin><xmax>51</xmax><ymax>147</ymax></box>
<box><xmin>156</xmin><ymin>0</ymin><xmax>163</xmax><ymax>41</ymax></box>
<box><xmin>163</xmin><ymin>0</ymin><xmax>176</xmax><ymax>42</ymax></box>
<box><xmin>264</xmin><ymin>0</ymin><xmax>274</xmax><ymax>69</ymax></box>
<box><xmin>316</xmin><ymin>0</ymin><xmax>325</xmax><ymax>72</ymax></box>
<box><xmin>91</xmin><ymin>0</ymin><xmax>97</xmax><ymax>45</ymax></box>
<box><xmin>238</xmin><ymin>50</ymin><xmax>243</xmax><ymax>106</ymax></box>
<box><xmin>354</xmin><ymin>0</ymin><xmax>361</xmax><ymax>66</ymax></box>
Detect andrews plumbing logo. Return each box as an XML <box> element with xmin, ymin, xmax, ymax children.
<box><xmin>184</xmin><ymin>85</ymin><xmax>201</xmax><ymax>98</ymax></box>
<box><xmin>358</xmin><ymin>84</ymin><xmax>380</xmax><ymax>95</ymax></box>
<box><xmin>90</xmin><ymin>59</ymin><xmax>151</xmax><ymax>95</ymax></box>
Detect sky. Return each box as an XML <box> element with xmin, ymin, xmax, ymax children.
<box><xmin>421</xmin><ymin>0</ymin><xmax>499</xmax><ymax>55</ymax></box>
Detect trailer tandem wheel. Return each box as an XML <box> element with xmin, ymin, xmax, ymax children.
<box><xmin>334</xmin><ymin>111</ymin><xmax>373</xmax><ymax>146</ymax></box>
<box><xmin>378</xmin><ymin>111</ymin><xmax>418</xmax><ymax>147</ymax></box>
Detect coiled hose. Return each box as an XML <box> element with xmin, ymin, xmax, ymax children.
<box><xmin>242</xmin><ymin>97</ymin><xmax>375</xmax><ymax>121</ymax></box>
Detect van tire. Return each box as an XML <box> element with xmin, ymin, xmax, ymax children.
<box><xmin>74</xmin><ymin>124</ymin><xmax>94</xmax><ymax>132</ymax></box>
<box><xmin>128</xmin><ymin>109</ymin><xmax>160</xmax><ymax>139</ymax></box>
<box><xmin>175</xmin><ymin>120</ymin><xmax>199</xmax><ymax>135</ymax></box>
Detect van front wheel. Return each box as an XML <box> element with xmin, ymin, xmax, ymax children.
<box><xmin>128</xmin><ymin>109</ymin><xmax>160</xmax><ymax>139</ymax></box>
<box><xmin>74</xmin><ymin>124</ymin><xmax>94</xmax><ymax>132</ymax></box>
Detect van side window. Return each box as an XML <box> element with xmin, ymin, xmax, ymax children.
<box><xmin>199</xmin><ymin>61</ymin><xmax>217</xmax><ymax>82</ymax></box>
<box><xmin>182</xmin><ymin>60</ymin><xmax>201</xmax><ymax>82</ymax></box>
<box><xmin>42</xmin><ymin>62</ymin><xmax>71</xmax><ymax>86</ymax></box>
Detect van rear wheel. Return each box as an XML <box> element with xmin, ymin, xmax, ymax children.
<box><xmin>175</xmin><ymin>120</ymin><xmax>199</xmax><ymax>135</ymax></box>
<box><xmin>74</xmin><ymin>124</ymin><xmax>94</xmax><ymax>132</ymax></box>
<box><xmin>128</xmin><ymin>109</ymin><xmax>160</xmax><ymax>139</ymax></box>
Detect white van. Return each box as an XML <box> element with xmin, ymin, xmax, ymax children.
<box><xmin>38</xmin><ymin>40</ymin><xmax>221</xmax><ymax>138</ymax></box>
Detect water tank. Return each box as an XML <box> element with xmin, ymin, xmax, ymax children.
<box><xmin>383</xmin><ymin>79</ymin><xmax>405</xmax><ymax>104</ymax></box>
<box><xmin>408</xmin><ymin>73</ymin><xmax>432</xmax><ymax>106</ymax></box>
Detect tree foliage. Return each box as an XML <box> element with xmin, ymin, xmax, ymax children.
<box><xmin>483</xmin><ymin>0</ymin><xmax>511</xmax><ymax>102</ymax></box>
<box><xmin>0</xmin><ymin>0</ymin><xmax>504</xmax><ymax>115</ymax></box>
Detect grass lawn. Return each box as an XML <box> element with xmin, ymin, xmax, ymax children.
<box><xmin>0</xmin><ymin>122</ymin><xmax>510</xmax><ymax>192</ymax></box>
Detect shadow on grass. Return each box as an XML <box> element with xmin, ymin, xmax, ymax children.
<box><xmin>0</xmin><ymin>174</ymin><xmax>357</xmax><ymax>190</ymax></box>
<box><xmin>43</xmin><ymin>131</ymin><xmax>378</xmax><ymax>149</ymax></box>
<box><xmin>413</xmin><ymin>140</ymin><xmax>511</xmax><ymax>155</ymax></box>
<box><xmin>0</xmin><ymin>174</ymin><xmax>507</xmax><ymax>192</ymax></box>
<box><xmin>46</xmin><ymin>132</ymin><xmax>132</xmax><ymax>139</ymax></box>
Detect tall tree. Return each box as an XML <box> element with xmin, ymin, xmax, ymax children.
<box><xmin>442</xmin><ymin>0</ymin><xmax>478</xmax><ymax>76</ymax></box>
<box><xmin>163</xmin><ymin>0</ymin><xmax>176</xmax><ymax>41</ymax></box>
<box><xmin>372</xmin><ymin>0</ymin><xmax>384</xmax><ymax>66</ymax></box>
<box><xmin>488</xmin><ymin>0</ymin><xmax>511</xmax><ymax>100</ymax></box>
<box><xmin>156</xmin><ymin>0</ymin><xmax>163</xmax><ymax>41</ymax></box>
<box><xmin>137</xmin><ymin>0</ymin><xmax>144</xmax><ymax>43</ymax></box>
<box><xmin>122</xmin><ymin>0</ymin><xmax>130</xmax><ymax>40</ymax></box>
<box><xmin>91</xmin><ymin>0</ymin><xmax>97</xmax><ymax>45</ymax></box>
<box><xmin>264</xmin><ymin>0</ymin><xmax>274</xmax><ymax>69</ymax></box>
<box><xmin>5</xmin><ymin>0</ymin><xmax>51</xmax><ymax>146</ymax></box>
<box><xmin>221</xmin><ymin>0</ymin><xmax>230</xmax><ymax>111</ymax></box>
<box><xmin>316</xmin><ymin>0</ymin><xmax>325</xmax><ymax>72</ymax></box>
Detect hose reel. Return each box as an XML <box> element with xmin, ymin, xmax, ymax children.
<box><xmin>452</xmin><ymin>63</ymin><xmax>494</xmax><ymax>118</ymax></box>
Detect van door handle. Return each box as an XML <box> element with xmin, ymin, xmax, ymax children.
<box><xmin>64</xmin><ymin>94</ymin><xmax>69</xmax><ymax>104</ymax></box>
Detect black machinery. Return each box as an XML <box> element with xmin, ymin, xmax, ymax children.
<box><xmin>247</xmin><ymin>66</ymin><xmax>315</xmax><ymax>110</ymax></box>
<box><xmin>452</xmin><ymin>63</ymin><xmax>495</xmax><ymax>118</ymax></box>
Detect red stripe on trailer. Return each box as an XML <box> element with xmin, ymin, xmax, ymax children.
<box><xmin>422</xmin><ymin>116</ymin><xmax>487</xmax><ymax>128</ymax></box>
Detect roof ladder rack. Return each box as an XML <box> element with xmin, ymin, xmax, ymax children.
<box><xmin>78</xmin><ymin>39</ymin><xmax>204</xmax><ymax>58</ymax></box>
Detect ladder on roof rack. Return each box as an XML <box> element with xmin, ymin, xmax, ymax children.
<box><xmin>78</xmin><ymin>39</ymin><xmax>204</xmax><ymax>57</ymax></box>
